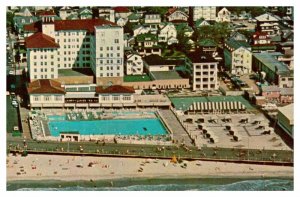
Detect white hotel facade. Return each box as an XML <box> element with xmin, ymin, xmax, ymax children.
<box><xmin>24</xmin><ymin>12</ymin><xmax>124</xmax><ymax>85</ymax></box>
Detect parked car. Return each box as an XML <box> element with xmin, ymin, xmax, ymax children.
<box><xmin>11</xmin><ymin>100</ymin><xmax>18</xmax><ymax>107</ymax></box>
<box><xmin>9</xmin><ymin>70</ymin><xmax>14</xmax><ymax>75</ymax></box>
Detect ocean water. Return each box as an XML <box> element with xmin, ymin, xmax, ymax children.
<box><xmin>7</xmin><ymin>178</ymin><xmax>293</xmax><ymax>191</ymax></box>
<box><xmin>48</xmin><ymin>118</ymin><xmax>168</xmax><ymax>136</ymax></box>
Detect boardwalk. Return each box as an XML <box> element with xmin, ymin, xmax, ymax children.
<box><xmin>159</xmin><ymin>109</ymin><xmax>193</xmax><ymax>146</ymax></box>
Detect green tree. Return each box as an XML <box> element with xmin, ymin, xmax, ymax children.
<box><xmin>175</xmin><ymin>31</ymin><xmax>192</xmax><ymax>54</ymax></box>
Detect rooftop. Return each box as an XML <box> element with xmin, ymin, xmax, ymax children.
<box><xmin>151</xmin><ymin>71</ymin><xmax>183</xmax><ymax>80</ymax></box>
<box><xmin>123</xmin><ymin>75</ymin><xmax>152</xmax><ymax>82</ymax></box>
<box><xmin>226</xmin><ymin>38</ymin><xmax>251</xmax><ymax>50</ymax></box>
<box><xmin>255</xmin><ymin>13</ymin><xmax>279</xmax><ymax>22</ymax></box>
<box><xmin>187</xmin><ymin>52</ymin><xmax>217</xmax><ymax>63</ymax></box>
<box><xmin>198</xmin><ymin>39</ymin><xmax>217</xmax><ymax>47</ymax></box>
<box><xmin>25</xmin><ymin>32</ymin><xmax>59</xmax><ymax>49</ymax></box>
<box><xmin>96</xmin><ymin>85</ymin><xmax>135</xmax><ymax>94</ymax></box>
<box><xmin>136</xmin><ymin>33</ymin><xmax>158</xmax><ymax>42</ymax></box>
<box><xmin>27</xmin><ymin>79</ymin><xmax>64</xmax><ymax>94</ymax></box>
<box><xmin>24</xmin><ymin>18</ymin><xmax>117</xmax><ymax>33</ymax></box>
<box><xmin>144</xmin><ymin>54</ymin><xmax>185</xmax><ymax>66</ymax></box>
<box><xmin>58</xmin><ymin>68</ymin><xmax>94</xmax><ymax>77</ymax></box>
<box><xmin>261</xmin><ymin>85</ymin><xmax>280</xmax><ymax>92</ymax></box>
<box><xmin>278</xmin><ymin>103</ymin><xmax>293</xmax><ymax>124</ymax></box>
<box><xmin>253</xmin><ymin>52</ymin><xmax>290</xmax><ymax>73</ymax></box>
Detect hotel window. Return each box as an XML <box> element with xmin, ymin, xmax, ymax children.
<box><xmin>34</xmin><ymin>68</ymin><xmax>37</xmax><ymax>72</ymax></box>
<box><xmin>106</xmin><ymin>73</ymin><xmax>109</xmax><ymax>77</ymax></box>
<box><xmin>100</xmin><ymin>47</ymin><xmax>103</xmax><ymax>51</ymax></box>
<box><xmin>114</xmin><ymin>39</ymin><xmax>119</xmax><ymax>44</ymax></box>
<box><xmin>64</xmin><ymin>39</ymin><xmax>66</xmax><ymax>42</ymax></box>
<box><xmin>58</xmin><ymin>58</ymin><xmax>60</xmax><ymax>61</ymax></box>
<box><xmin>100</xmin><ymin>54</ymin><xmax>103</xmax><ymax>57</ymax></box>
<box><xmin>34</xmin><ymin>75</ymin><xmax>37</xmax><ymax>79</ymax></box>
<box><xmin>113</xmin><ymin>96</ymin><xmax>120</xmax><ymax>101</ymax></box>
<box><xmin>117</xmin><ymin>73</ymin><xmax>120</xmax><ymax>77</ymax></box>
<box><xmin>110</xmin><ymin>46</ymin><xmax>113</xmax><ymax>50</ymax></box>
<box><xmin>45</xmin><ymin>62</ymin><xmax>47</xmax><ymax>66</ymax></box>
<box><xmin>55</xmin><ymin>95</ymin><xmax>62</xmax><ymax>101</ymax></box>
<box><xmin>34</xmin><ymin>55</ymin><xmax>37</xmax><ymax>59</ymax></box>
<box><xmin>117</xmin><ymin>46</ymin><xmax>120</xmax><ymax>50</ymax></box>
<box><xmin>110</xmin><ymin>53</ymin><xmax>113</xmax><ymax>57</ymax></box>
<box><xmin>117</xmin><ymin>53</ymin><xmax>120</xmax><ymax>57</ymax></box>
<box><xmin>51</xmin><ymin>68</ymin><xmax>54</xmax><ymax>72</ymax></box>
<box><xmin>102</xmin><ymin>96</ymin><xmax>109</xmax><ymax>101</ymax></box>
<box><xmin>107</xmin><ymin>47</ymin><xmax>109</xmax><ymax>50</ymax></box>
<box><xmin>45</xmin><ymin>96</ymin><xmax>50</xmax><ymax>101</ymax></box>
<box><xmin>41</xmin><ymin>62</ymin><xmax>43</xmax><ymax>66</ymax></box>
<box><xmin>34</xmin><ymin>96</ymin><xmax>39</xmax><ymax>101</ymax></box>
<box><xmin>41</xmin><ymin>55</ymin><xmax>43</xmax><ymax>59</ymax></box>
<box><xmin>34</xmin><ymin>62</ymin><xmax>37</xmax><ymax>66</ymax></box>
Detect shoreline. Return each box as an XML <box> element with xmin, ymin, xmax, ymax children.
<box><xmin>7</xmin><ymin>154</ymin><xmax>293</xmax><ymax>182</ymax></box>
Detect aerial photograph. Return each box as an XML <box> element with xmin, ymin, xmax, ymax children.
<box><xmin>6</xmin><ymin>5</ymin><xmax>294</xmax><ymax>191</ymax></box>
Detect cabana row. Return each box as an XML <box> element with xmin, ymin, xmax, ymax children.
<box><xmin>187</xmin><ymin>101</ymin><xmax>246</xmax><ymax>112</ymax></box>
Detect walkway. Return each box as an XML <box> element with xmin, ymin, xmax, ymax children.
<box><xmin>159</xmin><ymin>109</ymin><xmax>193</xmax><ymax>146</ymax></box>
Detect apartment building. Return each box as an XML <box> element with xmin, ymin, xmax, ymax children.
<box><xmin>193</xmin><ymin>6</ymin><xmax>216</xmax><ymax>21</ymax></box>
<box><xmin>24</xmin><ymin>15</ymin><xmax>123</xmax><ymax>85</ymax></box>
<box><xmin>224</xmin><ymin>39</ymin><xmax>252</xmax><ymax>75</ymax></box>
<box><xmin>255</xmin><ymin>13</ymin><xmax>280</xmax><ymax>36</ymax></box>
<box><xmin>188</xmin><ymin>53</ymin><xmax>219</xmax><ymax>91</ymax></box>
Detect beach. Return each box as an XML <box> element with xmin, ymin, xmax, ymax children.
<box><xmin>6</xmin><ymin>154</ymin><xmax>293</xmax><ymax>182</ymax></box>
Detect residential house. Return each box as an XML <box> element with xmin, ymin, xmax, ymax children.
<box><xmin>252</xmin><ymin>52</ymin><xmax>293</xmax><ymax>88</ymax></box>
<box><xmin>116</xmin><ymin>17</ymin><xmax>128</xmax><ymax>27</ymax></box>
<box><xmin>194</xmin><ymin>19</ymin><xmax>210</xmax><ymax>28</ymax></box>
<box><xmin>176</xmin><ymin>23</ymin><xmax>194</xmax><ymax>37</ymax></box>
<box><xmin>128</xmin><ymin>13</ymin><xmax>142</xmax><ymax>23</ymax></box>
<box><xmin>224</xmin><ymin>38</ymin><xmax>252</xmax><ymax>75</ymax></box>
<box><xmin>144</xmin><ymin>12</ymin><xmax>161</xmax><ymax>31</ymax></box>
<box><xmin>158</xmin><ymin>23</ymin><xmax>178</xmax><ymax>45</ymax></box>
<box><xmin>187</xmin><ymin>52</ymin><xmax>219</xmax><ymax>91</ymax></box>
<box><xmin>125</xmin><ymin>52</ymin><xmax>144</xmax><ymax>75</ymax></box>
<box><xmin>165</xmin><ymin>8</ymin><xmax>189</xmax><ymax>23</ymax></box>
<box><xmin>15</xmin><ymin>7</ymin><xmax>33</xmax><ymax>17</ymax></box>
<box><xmin>255</xmin><ymin>13</ymin><xmax>280</xmax><ymax>36</ymax></box>
<box><xmin>193</xmin><ymin>6</ymin><xmax>216</xmax><ymax>21</ymax></box>
<box><xmin>59</xmin><ymin>6</ymin><xmax>76</xmax><ymax>20</ymax></box>
<box><xmin>135</xmin><ymin>33</ymin><xmax>161</xmax><ymax>56</ymax></box>
<box><xmin>78</xmin><ymin>7</ymin><xmax>93</xmax><ymax>19</ymax></box>
<box><xmin>113</xmin><ymin>7</ymin><xmax>132</xmax><ymax>19</ymax></box>
<box><xmin>133</xmin><ymin>25</ymin><xmax>151</xmax><ymax>37</ymax></box>
<box><xmin>217</xmin><ymin>7</ymin><xmax>231</xmax><ymax>22</ymax></box>
<box><xmin>251</xmin><ymin>31</ymin><xmax>276</xmax><ymax>52</ymax></box>
<box><xmin>98</xmin><ymin>7</ymin><xmax>115</xmax><ymax>23</ymax></box>
<box><xmin>229</xmin><ymin>32</ymin><xmax>248</xmax><ymax>42</ymax></box>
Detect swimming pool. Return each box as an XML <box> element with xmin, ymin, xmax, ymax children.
<box><xmin>47</xmin><ymin>116</ymin><xmax>168</xmax><ymax>136</ymax></box>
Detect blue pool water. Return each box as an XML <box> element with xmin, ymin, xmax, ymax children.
<box><xmin>47</xmin><ymin>116</ymin><xmax>168</xmax><ymax>136</ymax></box>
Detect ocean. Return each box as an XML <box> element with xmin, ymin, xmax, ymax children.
<box><xmin>7</xmin><ymin>178</ymin><xmax>293</xmax><ymax>191</ymax></box>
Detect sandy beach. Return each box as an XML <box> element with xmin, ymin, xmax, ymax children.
<box><xmin>6</xmin><ymin>154</ymin><xmax>293</xmax><ymax>182</ymax></box>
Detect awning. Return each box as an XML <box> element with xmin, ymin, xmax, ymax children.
<box><xmin>89</xmin><ymin>103</ymin><xmax>100</xmax><ymax>107</ymax></box>
<box><xmin>113</xmin><ymin>103</ymin><xmax>123</xmax><ymax>107</ymax></box>
<box><xmin>123</xmin><ymin>103</ymin><xmax>137</xmax><ymax>107</ymax></box>
<box><xmin>65</xmin><ymin>94</ymin><xmax>97</xmax><ymax>98</ymax></box>
<box><xmin>101</xmin><ymin>103</ymin><xmax>112</xmax><ymax>107</ymax></box>
<box><xmin>64</xmin><ymin>103</ymin><xmax>75</xmax><ymax>107</ymax></box>
<box><xmin>76</xmin><ymin>103</ymin><xmax>88</xmax><ymax>107</ymax></box>
<box><xmin>43</xmin><ymin>103</ymin><xmax>63</xmax><ymax>107</ymax></box>
<box><xmin>138</xmin><ymin>103</ymin><xmax>154</xmax><ymax>106</ymax></box>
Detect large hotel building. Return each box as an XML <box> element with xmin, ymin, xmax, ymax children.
<box><xmin>24</xmin><ymin>11</ymin><xmax>124</xmax><ymax>85</ymax></box>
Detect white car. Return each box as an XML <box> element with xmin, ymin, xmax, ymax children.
<box><xmin>12</xmin><ymin>100</ymin><xmax>18</xmax><ymax>107</ymax></box>
<box><xmin>9</xmin><ymin>71</ymin><xmax>14</xmax><ymax>75</ymax></box>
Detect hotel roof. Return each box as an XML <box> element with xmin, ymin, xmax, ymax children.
<box><xmin>24</xmin><ymin>18</ymin><xmax>117</xmax><ymax>33</ymax></box>
<box><xmin>96</xmin><ymin>85</ymin><xmax>135</xmax><ymax>94</ymax></box>
<box><xmin>113</xmin><ymin>7</ymin><xmax>130</xmax><ymax>13</ymax></box>
<box><xmin>25</xmin><ymin>32</ymin><xmax>59</xmax><ymax>49</ymax></box>
<box><xmin>27</xmin><ymin>79</ymin><xmax>65</xmax><ymax>94</ymax></box>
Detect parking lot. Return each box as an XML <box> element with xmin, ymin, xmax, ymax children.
<box><xmin>6</xmin><ymin>95</ymin><xmax>20</xmax><ymax>133</ymax></box>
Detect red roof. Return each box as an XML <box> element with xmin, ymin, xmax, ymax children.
<box><xmin>37</xmin><ymin>10</ymin><xmax>56</xmax><ymax>16</ymax></box>
<box><xmin>24</xmin><ymin>18</ymin><xmax>117</xmax><ymax>33</ymax></box>
<box><xmin>166</xmin><ymin>7</ymin><xmax>177</xmax><ymax>16</ymax></box>
<box><xmin>27</xmin><ymin>79</ymin><xmax>65</xmax><ymax>94</ymax></box>
<box><xmin>113</xmin><ymin>7</ymin><xmax>130</xmax><ymax>13</ymax></box>
<box><xmin>96</xmin><ymin>85</ymin><xmax>135</xmax><ymax>94</ymax></box>
<box><xmin>25</xmin><ymin>32</ymin><xmax>59</xmax><ymax>49</ymax></box>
